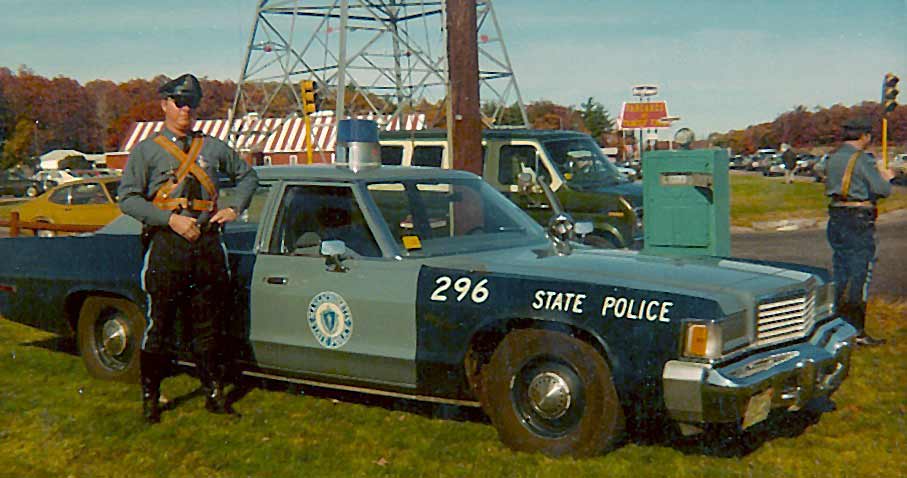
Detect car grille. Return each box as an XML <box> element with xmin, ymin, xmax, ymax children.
<box><xmin>755</xmin><ymin>291</ymin><xmax>815</xmax><ymax>346</ymax></box>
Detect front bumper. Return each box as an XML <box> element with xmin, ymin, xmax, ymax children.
<box><xmin>662</xmin><ymin>318</ymin><xmax>857</xmax><ymax>429</ymax></box>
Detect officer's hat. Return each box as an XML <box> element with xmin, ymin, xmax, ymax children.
<box><xmin>158</xmin><ymin>74</ymin><xmax>203</xmax><ymax>107</ymax></box>
<box><xmin>842</xmin><ymin>117</ymin><xmax>872</xmax><ymax>134</ymax></box>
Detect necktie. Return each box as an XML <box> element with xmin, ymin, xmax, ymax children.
<box><xmin>180</xmin><ymin>136</ymin><xmax>202</xmax><ymax>204</ymax></box>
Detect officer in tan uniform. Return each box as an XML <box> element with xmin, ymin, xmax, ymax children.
<box><xmin>118</xmin><ymin>74</ymin><xmax>258</xmax><ymax>423</ymax></box>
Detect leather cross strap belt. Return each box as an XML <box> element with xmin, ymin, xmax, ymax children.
<box><xmin>151</xmin><ymin>135</ymin><xmax>218</xmax><ymax>212</ymax></box>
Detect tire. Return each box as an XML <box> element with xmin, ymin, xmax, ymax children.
<box><xmin>34</xmin><ymin>221</ymin><xmax>55</xmax><ymax>238</ymax></box>
<box><xmin>25</xmin><ymin>186</ymin><xmax>38</xmax><ymax>197</ymax></box>
<box><xmin>77</xmin><ymin>297</ymin><xmax>146</xmax><ymax>383</ymax></box>
<box><xmin>481</xmin><ymin>329</ymin><xmax>624</xmax><ymax>457</ymax></box>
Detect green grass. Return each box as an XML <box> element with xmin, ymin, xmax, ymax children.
<box><xmin>728</xmin><ymin>174</ymin><xmax>907</xmax><ymax>227</ymax></box>
<box><xmin>1</xmin><ymin>299</ymin><xmax>906</xmax><ymax>477</ymax></box>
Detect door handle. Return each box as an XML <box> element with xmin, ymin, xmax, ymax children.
<box><xmin>265</xmin><ymin>276</ymin><xmax>288</xmax><ymax>285</ymax></box>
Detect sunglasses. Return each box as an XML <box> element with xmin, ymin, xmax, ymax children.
<box><xmin>169</xmin><ymin>95</ymin><xmax>200</xmax><ymax>109</ymax></box>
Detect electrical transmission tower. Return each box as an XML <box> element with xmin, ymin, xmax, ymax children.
<box><xmin>230</xmin><ymin>0</ymin><xmax>528</xmax><ymax>130</ymax></box>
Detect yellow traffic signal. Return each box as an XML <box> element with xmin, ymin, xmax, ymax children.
<box><xmin>882</xmin><ymin>73</ymin><xmax>899</xmax><ymax>113</ymax></box>
<box><xmin>301</xmin><ymin>80</ymin><xmax>318</xmax><ymax>115</ymax></box>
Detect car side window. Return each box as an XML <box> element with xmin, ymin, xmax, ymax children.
<box><xmin>498</xmin><ymin>145</ymin><xmax>538</xmax><ymax>185</ymax></box>
<box><xmin>380</xmin><ymin>146</ymin><xmax>404</xmax><ymax>166</ymax></box>
<box><xmin>219</xmin><ymin>184</ymin><xmax>270</xmax><ymax>225</ymax></box>
<box><xmin>412</xmin><ymin>146</ymin><xmax>444</xmax><ymax>167</ymax></box>
<box><xmin>268</xmin><ymin>184</ymin><xmax>381</xmax><ymax>258</ymax></box>
<box><xmin>70</xmin><ymin>183</ymin><xmax>108</xmax><ymax>205</ymax></box>
<box><xmin>49</xmin><ymin>187</ymin><xmax>71</xmax><ymax>205</ymax></box>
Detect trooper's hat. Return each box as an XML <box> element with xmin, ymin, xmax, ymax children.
<box><xmin>158</xmin><ymin>74</ymin><xmax>203</xmax><ymax>106</ymax></box>
<box><xmin>842</xmin><ymin>117</ymin><xmax>872</xmax><ymax>134</ymax></box>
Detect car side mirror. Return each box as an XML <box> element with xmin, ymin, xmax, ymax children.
<box><xmin>575</xmin><ymin>221</ymin><xmax>593</xmax><ymax>237</ymax></box>
<box><xmin>321</xmin><ymin>239</ymin><xmax>346</xmax><ymax>257</ymax></box>
<box><xmin>321</xmin><ymin>239</ymin><xmax>349</xmax><ymax>272</ymax></box>
<box><xmin>517</xmin><ymin>171</ymin><xmax>534</xmax><ymax>192</ymax></box>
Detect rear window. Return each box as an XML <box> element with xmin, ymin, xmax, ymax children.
<box><xmin>381</xmin><ymin>145</ymin><xmax>404</xmax><ymax>166</ymax></box>
<box><xmin>412</xmin><ymin>146</ymin><xmax>444</xmax><ymax>167</ymax></box>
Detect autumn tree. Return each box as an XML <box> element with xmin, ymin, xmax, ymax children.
<box><xmin>1</xmin><ymin>119</ymin><xmax>36</xmax><ymax>170</ymax></box>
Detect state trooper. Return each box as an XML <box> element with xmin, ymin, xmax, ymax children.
<box><xmin>824</xmin><ymin>117</ymin><xmax>894</xmax><ymax>347</ymax></box>
<box><xmin>118</xmin><ymin>73</ymin><xmax>258</xmax><ymax>423</ymax></box>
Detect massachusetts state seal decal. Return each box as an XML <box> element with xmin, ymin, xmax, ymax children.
<box><xmin>307</xmin><ymin>291</ymin><xmax>353</xmax><ymax>349</ymax></box>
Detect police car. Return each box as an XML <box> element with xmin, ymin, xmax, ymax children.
<box><xmin>0</xmin><ymin>161</ymin><xmax>856</xmax><ymax>457</ymax></box>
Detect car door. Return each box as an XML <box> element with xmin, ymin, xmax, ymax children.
<box><xmin>249</xmin><ymin>181</ymin><xmax>420</xmax><ymax>388</ymax></box>
<box><xmin>65</xmin><ymin>181</ymin><xmax>119</xmax><ymax>226</ymax></box>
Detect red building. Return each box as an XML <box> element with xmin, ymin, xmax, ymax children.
<box><xmin>106</xmin><ymin>112</ymin><xmax>426</xmax><ymax>169</ymax></box>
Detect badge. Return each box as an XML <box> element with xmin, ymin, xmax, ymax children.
<box><xmin>307</xmin><ymin>291</ymin><xmax>353</xmax><ymax>349</ymax></box>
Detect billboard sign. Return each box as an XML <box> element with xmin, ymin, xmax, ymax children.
<box><xmin>619</xmin><ymin>101</ymin><xmax>670</xmax><ymax>130</ymax></box>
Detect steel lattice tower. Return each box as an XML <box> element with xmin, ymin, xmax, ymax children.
<box><xmin>230</xmin><ymin>0</ymin><xmax>528</xmax><ymax>130</ymax></box>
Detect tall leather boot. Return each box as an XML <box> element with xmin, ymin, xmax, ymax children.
<box><xmin>199</xmin><ymin>353</ymin><xmax>232</xmax><ymax>415</ymax></box>
<box><xmin>140</xmin><ymin>351</ymin><xmax>162</xmax><ymax>424</ymax></box>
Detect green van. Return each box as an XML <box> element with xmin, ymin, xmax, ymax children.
<box><xmin>379</xmin><ymin>129</ymin><xmax>643</xmax><ymax>248</ymax></box>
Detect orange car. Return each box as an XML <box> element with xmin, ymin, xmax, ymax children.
<box><xmin>14</xmin><ymin>176</ymin><xmax>122</xmax><ymax>237</ymax></box>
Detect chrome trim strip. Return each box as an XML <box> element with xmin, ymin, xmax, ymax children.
<box><xmin>242</xmin><ymin>370</ymin><xmax>482</xmax><ymax>408</ymax></box>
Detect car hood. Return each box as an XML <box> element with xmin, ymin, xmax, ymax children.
<box><xmin>434</xmin><ymin>245</ymin><xmax>817</xmax><ymax>312</ymax></box>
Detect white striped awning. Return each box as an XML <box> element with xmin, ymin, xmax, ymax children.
<box><xmin>119</xmin><ymin>112</ymin><xmax>426</xmax><ymax>154</ymax></box>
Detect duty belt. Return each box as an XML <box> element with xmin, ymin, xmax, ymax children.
<box><xmin>153</xmin><ymin>197</ymin><xmax>216</xmax><ymax>212</ymax></box>
<box><xmin>829</xmin><ymin>195</ymin><xmax>874</xmax><ymax>208</ymax></box>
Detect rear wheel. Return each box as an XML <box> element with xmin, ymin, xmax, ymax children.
<box><xmin>25</xmin><ymin>186</ymin><xmax>38</xmax><ymax>197</ymax></box>
<box><xmin>77</xmin><ymin>297</ymin><xmax>146</xmax><ymax>383</ymax></box>
<box><xmin>34</xmin><ymin>221</ymin><xmax>55</xmax><ymax>238</ymax></box>
<box><xmin>481</xmin><ymin>329</ymin><xmax>624</xmax><ymax>457</ymax></box>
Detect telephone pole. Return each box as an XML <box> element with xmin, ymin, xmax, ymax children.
<box><xmin>446</xmin><ymin>0</ymin><xmax>482</xmax><ymax>174</ymax></box>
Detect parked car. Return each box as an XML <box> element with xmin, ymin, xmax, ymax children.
<box><xmin>794</xmin><ymin>154</ymin><xmax>819</xmax><ymax>176</ymax></box>
<box><xmin>751</xmin><ymin>149</ymin><xmax>778</xmax><ymax>172</ymax></box>
<box><xmin>890</xmin><ymin>154</ymin><xmax>907</xmax><ymax>184</ymax></box>
<box><xmin>32</xmin><ymin>169</ymin><xmax>80</xmax><ymax>187</ymax></box>
<box><xmin>0</xmin><ymin>164</ymin><xmax>857</xmax><ymax>457</ymax></box>
<box><xmin>380</xmin><ymin>129</ymin><xmax>643</xmax><ymax>248</ymax></box>
<box><xmin>0</xmin><ymin>170</ymin><xmax>45</xmax><ymax>198</ymax></box>
<box><xmin>13</xmin><ymin>176</ymin><xmax>121</xmax><ymax>237</ymax></box>
<box><xmin>812</xmin><ymin>154</ymin><xmax>829</xmax><ymax>183</ymax></box>
<box><xmin>763</xmin><ymin>157</ymin><xmax>788</xmax><ymax>177</ymax></box>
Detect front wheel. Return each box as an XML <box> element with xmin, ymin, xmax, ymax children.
<box><xmin>77</xmin><ymin>297</ymin><xmax>146</xmax><ymax>383</ymax></box>
<box><xmin>25</xmin><ymin>186</ymin><xmax>38</xmax><ymax>197</ymax></box>
<box><xmin>481</xmin><ymin>329</ymin><xmax>624</xmax><ymax>457</ymax></box>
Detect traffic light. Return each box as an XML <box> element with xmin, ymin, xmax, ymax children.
<box><xmin>301</xmin><ymin>80</ymin><xmax>318</xmax><ymax>115</ymax></box>
<box><xmin>882</xmin><ymin>73</ymin><xmax>899</xmax><ymax>113</ymax></box>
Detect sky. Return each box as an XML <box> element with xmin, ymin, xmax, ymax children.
<box><xmin>1</xmin><ymin>0</ymin><xmax>905</xmax><ymax>138</ymax></box>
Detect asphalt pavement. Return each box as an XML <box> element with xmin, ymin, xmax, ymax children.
<box><xmin>732</xmin><ymin>210</ymin><xmax>907</xmax><ymax>300</ymax></box>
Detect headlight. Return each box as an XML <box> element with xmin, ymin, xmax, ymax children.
<box><xmin>816</xmin><ymin>281</ymin><xmax>836</xmax><ymax>318</ymax></box>
<box><xmin>682</xmin><ymin>311</ymin><xmax>749</xmax><ymax>360</ymax></box>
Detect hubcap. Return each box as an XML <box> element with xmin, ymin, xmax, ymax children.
<box><xmin>100</xmin><ymin>316</ymin><xmax>129</xmax><ymax>358</ymax></box>
<box><xmin>527</xmin><ymin>371</ymin><xmax>572</xmax><ymax>419</ymax></box>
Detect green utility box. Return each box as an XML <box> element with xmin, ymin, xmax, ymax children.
<box><xmin>642</xmin><ymin>149</ymin><xmax>730</xmax><ymax>256</ymax></box>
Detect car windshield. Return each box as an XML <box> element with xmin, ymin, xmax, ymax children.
<box><xmin>542</xmin><ymin>138</ymin><xmax>626</xmax><ymax>186</ymax></box>
<box><xmin>103</xmin><ymin>180</ymin><xmax>120</xmax><ymax>202</ymax></box>
<box><xmin>367</xmin><ymin>177</ymin><xmax>547</xmax><ymax>257</ymax></box>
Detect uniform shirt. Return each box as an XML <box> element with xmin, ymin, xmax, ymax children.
<box><xmin>119</xmin><ymin>127</ymin><xmax>259</xmax><ymax>226</ymax></box>
<box><xmin>824</xmin><ymin>143</ymin><xmax>891</xmax><ymax>202</ymax></box>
